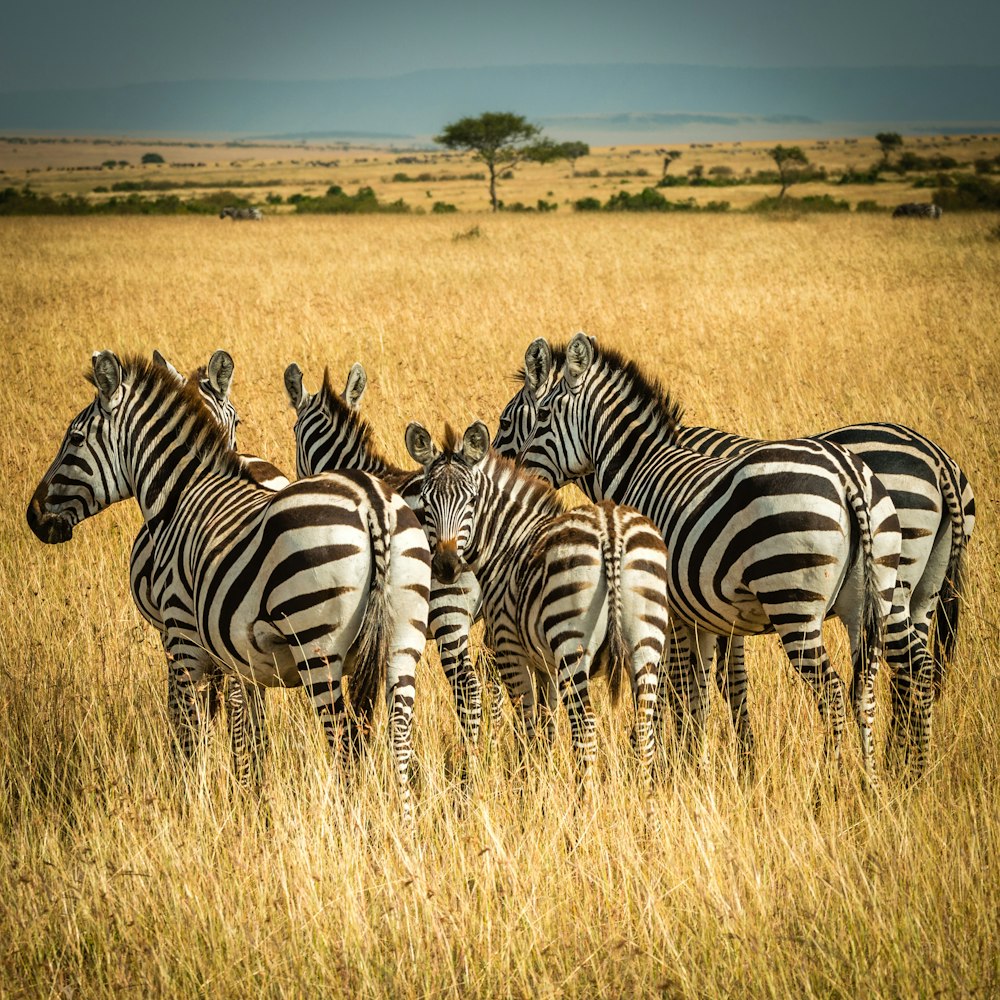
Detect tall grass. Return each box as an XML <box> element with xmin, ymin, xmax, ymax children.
<box><xmin>1</xmin><ymin>213</ymin><xmax>998</xmax><ymax>997</ymax></box>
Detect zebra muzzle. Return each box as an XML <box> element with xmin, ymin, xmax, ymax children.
<box><xmin>26</xmin><ymin>496</ymin><xmax>74</xmax><ymax>544</ymax></box>
<box><xmin>431</xmin><ymin>541</ymin><xmax>464</xmax><ymax>583</ymax></box>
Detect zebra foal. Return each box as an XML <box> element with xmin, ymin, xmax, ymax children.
<box><xmin>405</xmin><ymin>420</ymin><xmax>670</xmax><ymax>799</ymax></box>
<box><xmin>219</xmin><ymin>206</ymin><xmax>263</xmax><ymax>221</ymax></box>
<box><xmin>518</xmin><ymin>333</ymin><xmax>902</xmax><ymax>791</ymax></box>
<box><xmin>27</xmin><ymin>352</ymin><xmax>430</xmax><ymax>818</ymax></box>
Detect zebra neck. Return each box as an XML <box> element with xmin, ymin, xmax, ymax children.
<box><xmin>589</xmin><ymin>394</ymin><xmax>676</xmax><ymax>499</ymax></box>
<box><xmin>122</xmin><ymin>404</ymin><xmax>250</xmax><ymax>536</ymax></box>
<box><xmin>465</xmin><ymin>459</ymin><xmax>560</xmax><ymax>587</ymax></box>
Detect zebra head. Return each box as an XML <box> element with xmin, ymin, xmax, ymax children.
<box><xmin>492</xmin><ymin>337</ymin><xmax>558</xmax><ymax>458</ymax></box>
<box><xmin>517</xmin><ymin>331</ymin><xmax>598</xmax><ymax>487</ymax></box>
<box><xmin>27</xmin><ymin>351</ymin><xmax>134</xmax><ymax>544</ymax></box>
<box><xmin>406</xmin><ymin>421</ymin><xmax>490</xmax><ymax>584</ymax></box>
<box><xmin>153</xmin><ymin>349</ymin><xmax>239</xmax><ymax>448</ymax></box>
<box><xmin>284</xmin><ymin>361</ymin><xmax>367</xmax><ymax>478</ymax></box>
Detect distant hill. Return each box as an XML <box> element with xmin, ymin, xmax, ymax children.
<box><xmin>2</xmin><ymin>64</ymin><xmax>999</xmax><ymax>143</ymax></box>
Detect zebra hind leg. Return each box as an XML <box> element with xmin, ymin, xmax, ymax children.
<box><xmin>883</xmin><ymin>616</ymin><xmax>934</xmax><ymax>780</ymax></box>
<box><xmin>228</xmin><ymin>679</ymin><xmax>269</xmax><ymax>799</ymax></box>
<box><xmin>772</xmin><ymin>617</ymin><xmax>847</xmax><ymax>793</ymax></box>
<box><xmin>715</xmin><ymin>635</ymin><xmax>755</xmax><ymax>775</ymax></box>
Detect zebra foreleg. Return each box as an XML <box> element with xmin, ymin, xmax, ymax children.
<box><xmin>428</xmin><ymin>596</ymin><xmax>483</xmax><ymax>749</ymax></box>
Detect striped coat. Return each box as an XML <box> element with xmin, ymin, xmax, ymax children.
<box><xmin>27</xmin><ymin>353</ymin><xmax>430</xmax><ymax>817</ymax></box>
<box><xmin>284</xmin><ymin>362</ymin><xmax>494</xmax><ymax>752</ymax></box>
<box><xmin>518</xmin><ymin>334</ymin><xmax>901</xmax><ymax>789</ymax></box>
<box><xmin>406</xmin><ymin>421</ymin><xmax>670</xmax><ymax>798</ymax></box>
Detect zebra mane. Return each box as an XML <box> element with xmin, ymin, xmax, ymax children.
<box><xmin>318</xmin><ymin>366</ymin><xmax>384</xmax><ymax>460</ymax></box>
<box><xmin>593</xmin><ymin>344</ymin><xmax>685</xmax><ymax>439</ymax></box>
<box><xmin>85</xmin><ymin>354</ymin><xmax>251</xmax><ymax>482</ymax></box>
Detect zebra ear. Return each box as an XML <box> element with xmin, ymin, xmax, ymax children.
<box><xmin>564</xmin><ymin>332</ymin><xmax>595</xmax><ymax>388</ymax></box>
<box><xmin>405</xmin><ymin>422</ymin><xmax>438</xmax><ymax>467</ymax></box>
<box><xmin>343</xmin><ymin>363</ymin><xmax>367</xmax><ymax>410</ymax></box>
<box><xmin>92</xmin><ymin>350</ymin><xmax>123</xmax><ymax>407</ymax></box>
<box><xmin>207</xmin><ymin>350</ymin><xmax>235</xmax><ymax>398</ymax></box>
<box><xmin>151</xmin><ymin>350</ymin><xmax>182</xmax><ymax>380</ymax></box>
<box><xmin>284</xmin><ymin>363</ymin><xmax>308</xmax><ymax>411</ymax></box>
<box><xmin>462</xmin><ymin>421</ymin><xmax>491</xmax><ymax>466</ymax></box>
<box><xmin>524</xmin><ymin>338</ymin><xmax>552</xmax><ymax>392</ymax></box>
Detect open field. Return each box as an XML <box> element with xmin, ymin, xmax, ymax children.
<box><xmin>4</xmin><ymin>132</ymin><xmax>1000</xmax><ymax>212</ymax></box>
<box><xmin>1</xmin><ymin>211</ymin><xmax>999</xmax><ymax>997</ymax></box>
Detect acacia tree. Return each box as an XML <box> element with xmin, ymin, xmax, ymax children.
<box><xmin>875</xmin><ymin>131</ymin><xmax>903</xmax><ymax>168</ymax></box>
<box><xmin>660</xmin><ymin>149</ymin><xmax>683</xmax><ymax>179</ymax></box>
<box><xmin>768</xmin><ymin>144</ymin><xmax>809</xmax><ymax>198</ymax></box>
<box><xmin>434</xmin><ymin>112</ymin><xmax>542</xmax><ymax>211</ymax></box>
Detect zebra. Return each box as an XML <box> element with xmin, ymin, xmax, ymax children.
<box><xmin>892</xmin><ymin>203</ymin><xmax>942</xmax><ymax>219</ymax></box>
<box><xmin>501</xmin><ymin>337</ymin><xmax>973</xmax><ymax>772</ymax></box>
<box><xmin>283</xmin><ymin>361</ymin><xmax>498</xmax><ymax>754</ymax></box>
<box><xmin>219</xmin><ymin>206</ymin><xmax>263</xmax><ymax>221</ymax></box>
<box><xmin>404</xmin><ymin>420</ymin><xmax>670</xmax><ymax>799</ymax></box>
<box><xmin>517</xmin><ymin>333</ymin><xmax>903</xmax><ymax>791</ymax></box>
<box><xmin>129</xmin><ymin>349</ymin><xmax>289</xmax><ymax>749</ymax></box>
<box><xmin>27</xmin><ymin>352</ymin><xmax>430</xmax><ymax>818</ymax></box>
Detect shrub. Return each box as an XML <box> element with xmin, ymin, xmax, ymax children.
<box><xmin>431</xmin><ymin>201</ymin><xmax>457</xmax><ymax>213</ymax></box>
<box><xmin>932</xmin><ymin>175</ymin><xmax>1000</xmax><ymax>211</ymax></box>
<box><xmin>294</xmin><ymin>186</ymin><xmax>410</xmax><ymax>214</ymax></box>
<box><xmin>749</xmin><ymin>194</ymin><xmax>850</xmax><ymax>214</ymax></box>
<box><xmin>573</xmin><ymin>197</ymin><xmax>602</xmax><ymax>212</ymax></box>
<box><xmin>140</xmin><ymin>152</ymin><xmax>165</xmax><ymax>164</ymax></box>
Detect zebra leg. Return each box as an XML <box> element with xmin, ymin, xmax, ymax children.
<box><xmin>536</xmin><ymin>669</ymin><xmax>559</xmax><ymax>747</ymax></box>
<box><xmin>383</xmin><ymin>651</ymin><xmax>419</xmax><ymax>826</ymax></box>
<box><xmin>228</xmin><ymin>678</ymin><xmax>268</xmax><ymax>794</ymax></box>
<box><xmin>847</xmin><ymin>617</ymin><xmax>883</xmax><ymax>796</ymax></box>
<box><xmin>428</xmin><ymin>579</ymin><xmax>483</xmax><ymax>749</ymax></box>
<box><xmin>656</xmin><ymin>623</ymin><xmax>692</xmax><ymax>756</ymax></box>
<box><xmin>772</xmin><ymin>617</ymin><xmax>847</xmax><ymax>778</ymax></box>
<box><xmin>165</xmin><ymin>644</ymin><xmax>211</xmax><ymax>760</ymax></box>
<box><xmin>715</xmin><ymin>635</ymin><xmax>755</xmax><ymax>772</ymax></box>
<box><xmin>557</xmin><ymin>651</ymin><xmax>597</xmax><ymax>802</ymax></box>
<box><xmin>495</xmin><ymin>645</ymin><xmax>537</xmax><ymax>783</ymax></box>
<box><xmin>688</xmin><ymin>629</ymin><xmax>716</xmax><ymax>767</ymax></box>
<box><xmin>628</xmin><ymin>641</ymin><xmax>659</xmax><ymax>798</ymax></box>
<box><xmin>884</xmin><ymin>613</ymin><xmax>934</xmax><ymax>778</ymax></box>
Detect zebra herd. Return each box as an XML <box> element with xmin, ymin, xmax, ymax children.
<box><xmin>26</xmin><ymin>337</ymin><xmax>974</xmax><ymax>818</ymax></box>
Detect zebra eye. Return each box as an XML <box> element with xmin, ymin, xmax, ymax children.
<box><xmin>68</xmin><ymin>429</ymin><xmax>86</xmax><ymax>445</ymax></box>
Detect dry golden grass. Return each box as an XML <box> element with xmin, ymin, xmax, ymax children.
<box><xmin>1</xmin><ymin>212</ymin><xmax>998</xmax><ymax>998</ymax></box>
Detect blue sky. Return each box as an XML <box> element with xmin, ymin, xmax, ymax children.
<box><xmin>4</xmin><ymin>0</ymin><xmax>999</xmax><ymax>92</ymax></box>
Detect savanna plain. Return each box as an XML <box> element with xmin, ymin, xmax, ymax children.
<box><xmin>1</xmin><ymin>210</ymin><xmax>999</xmax><ymax>998</ymax></box>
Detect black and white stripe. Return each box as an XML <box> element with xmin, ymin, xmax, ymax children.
<box><xmin>219</xmin><ymin>206</ymin><xmax>263</xmax><ymax>221</ymax></box>
<box><xmin>28</xmin><ymin>353</ymin><xmax>430</xmax><ymax>818</ymax></box>
<box><xmin>284</xmin><ymin>362</ymin><xmax>496</xmax><ymax>753</ymax></box>
<box><xmin>892</xmin><ymin>203</ymin><xmax>942</xmax><ymax>219</ymax></box>
<box><xmin>405</xmin><ymin>421</ymin><xmax>670</xmax><ymax>799</ymax></box>
<box><xmin>518</xmin><ymin>333</ymin><xmax>902</xmax><ymax>789</ymax></box>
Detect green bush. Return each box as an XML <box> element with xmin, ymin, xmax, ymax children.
<box><xmin>932</xmin><ymin>175</ymin><xmax>1000</xmax><ymax>211</ymax></box>
<box><xmin>140</xmin><ymin>152</ymin><xmax>165</xmax><ymax>164</ymax></box>
<box><xmin>431</xmin><ymin>201</ymin><xmax>457</xmax><ymax>214</ymax></box>
<box><xmin>573</xmin><ymin>197</ymin><xmax>602</xmax><ymax>211</ymax></box>
<box><xmin>293</xmin><ymin>185</ymin><xmax>410</xmax><ymax>214</ymax></box>
<box><xmin>749</xmin><ymin>194</ymin><xmax>851</xmax><ymax>214</ymax></box>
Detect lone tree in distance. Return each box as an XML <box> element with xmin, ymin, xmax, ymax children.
<box><xmin>875</xmin><ymin>131</ymin><xmax>903</xmax><ymax>168</ymax></box>
<box><xmin>768</xmin><ymin>144</ymin><xmax>809</xmax><ymax>198</ymax></box>
<box><xmin>434</xmin><ymin>112</ymin><xmax>542</xmax><ymax>212</ymax></box>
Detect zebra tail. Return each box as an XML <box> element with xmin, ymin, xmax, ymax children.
<box><xmin>350</xmin><ymin>502</ymin><xmax>396</xmax><ymax>725</ymax></box>
<box><xmin>932</xmin><ymin>460</ymin><xmax>967</xmax><ymax>700</ymax></box>
<box><xmin>846</xmin><ymin>476</ymin><xmax>888</xmax><ymax>671</ymax></box>
<box><xmin>599</xmin><ymin>504</ymin><xmax>629</xmax><ymax>707</ymax></box>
